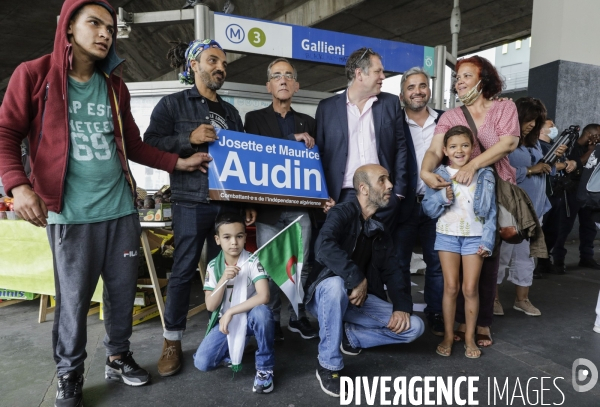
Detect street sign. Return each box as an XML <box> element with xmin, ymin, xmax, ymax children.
<box><xmin>214</xmin><ymin>13</ymin><xmax>434</xmax><ymax>75</ymax></box>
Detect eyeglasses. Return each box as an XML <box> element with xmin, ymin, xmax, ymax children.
<box><xmin>269</xmin><ymin>73</ymin><xmax>296</xmax><ymax>81</ymax></box>
<box><xmin>356</xmin><ymin>48</ymin><xmax>373</xmax><ymax>66</ymax></box>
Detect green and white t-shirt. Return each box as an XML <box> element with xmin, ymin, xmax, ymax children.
<box><xmin>48</xmin><ymin>70</ymin><xmax>136</xmax><ymax>224</ymax></box>
<box><xmin>203</xmin><ymin>249</ymin><xmax>268</xmax><ymax>317</ymax></box>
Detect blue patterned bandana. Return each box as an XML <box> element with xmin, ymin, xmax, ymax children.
<box><xmin>179</xmin><ymin>39</ymin><xmax>225</xmax><ymax>85</ymax></box>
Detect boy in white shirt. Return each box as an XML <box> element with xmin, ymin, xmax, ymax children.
<box><xmin>193</xmin><ymin>213</ymin><xmax>275</xmax><ymax>393</ymax></box>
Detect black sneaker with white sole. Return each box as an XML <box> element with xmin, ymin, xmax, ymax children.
<box><xmin>340</xmin><ymin>328</ymin><xmax>361</xmax><ymax>356</ymax></box>
<box><xmin>55</xmin><ymin>371</ymin><xmax>84</xmax><ymax>407</ymax></box>
<box><xmin>105</xmin><ymin>351</ymin><xmax>150</xmax><ymax>386</ymax></box>
<box><xmin>316</xmin><ymin>366</ymin><xmax>342</xmax><ymax>397</ymax></box>
<box><xmin>287</xmin><ymin>317</ymin><xmax>318</xmax><ymax>339</ymax></box>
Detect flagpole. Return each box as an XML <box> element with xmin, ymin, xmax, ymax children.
<box><xmin>210</xmin><ymin>215</ymin><xmax>304</xmax><ymax>297</ymax></box>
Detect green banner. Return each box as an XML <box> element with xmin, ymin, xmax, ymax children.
<box><xmin>0</xmin><ymin>221</ymin><xmax>102</xmax><ymax>303</ymax></box>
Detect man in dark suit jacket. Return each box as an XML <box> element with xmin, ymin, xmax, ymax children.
<box><xmin>244</xmin><ymin>58</ymin><xmax>318</xmax><ymax>342</ymax></box>
<box><xmin>394</xmin><ymin>67</ymin><xmax>445</xmax><ymax>337</ymax></box>
<box><xmin>315</xmin><ymin>47</ymin><xmax>407</xmax><ymax>229</ymax></box>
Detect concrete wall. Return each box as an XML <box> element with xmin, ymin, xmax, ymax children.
<box><xmin>530</xmin><ymin>0</ymin><xmax>600</xmax><ymax>68</ymax></box>
<box><xmin>529</xmin><ymin>60</ymin><xmax>600</xmax><ymax>131</ymax></box>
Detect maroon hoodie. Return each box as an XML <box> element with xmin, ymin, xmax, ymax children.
<box><xmin>0</xmin><ymin>0</ymin><xmax>179</xmax><ymax>212</ymax></box>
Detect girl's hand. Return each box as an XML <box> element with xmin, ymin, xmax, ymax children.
<box><xmin>446</xmin><ymin>185</ymin><xmax>454</xmax><ymax>201</ymax></box>
<box><xmin>477</xmin><ymin>247</ymin><xmax>490</xmax><ymax>258</ymax></box>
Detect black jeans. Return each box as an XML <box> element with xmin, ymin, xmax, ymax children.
<box><xmin>164</xmin><ymin>200</ymin><xmax>238</xmax><ymax>336</ymax></box>
<box><xmin>552</xmin><ymin>189</ymin><xmax>597</xmax><ymax>262</ymax></box>
<box><xmin>394</xmin><ymin>202</ymin><xmax>442</xmax><ymax>315</ymax></box>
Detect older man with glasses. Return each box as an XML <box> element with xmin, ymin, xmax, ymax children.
<box><xmin>314</xmin><ymin>47</ymin><xmax>408</xmax><ymax>230</ymax></box>
<box><xmin>244</xmin><ymin>57</ymin><xmax>320</xmax><ymax>342</ymax></box>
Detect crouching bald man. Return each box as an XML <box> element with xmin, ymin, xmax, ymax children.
<box><xmin>304</xmin><ymin>164</ymin><xmax>424</xmax><ymax>398</ymax></box>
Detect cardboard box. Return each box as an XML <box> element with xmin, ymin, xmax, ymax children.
<box><xmin>0</xmin><ymin>288</ymin><xmax>37</xmax><ymax>300</ymax></box>
<box><xmin>138</xmin><ymin>203</ymin><xmax>172</xmax><ymax>222</ymax></box>
<box><xmin>134</xmin><ymin>292</ymin><xmax>147</xmax><ymax>307</ymax></box>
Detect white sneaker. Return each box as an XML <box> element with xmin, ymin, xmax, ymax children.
<box><xmin>593</xmin><ymin>325</ymin><xmax>600</xmax><ymax>334</ymax></box>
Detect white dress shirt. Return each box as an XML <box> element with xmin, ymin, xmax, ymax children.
<box><xmin>342</xmin><ymin>93</ymin><xmax>380</xmax><ymax>189</ymax></box>
<box><xmin>405</xmin><ymin>106</ymin><xmax>439</xmax><ymax>195</ymax></box>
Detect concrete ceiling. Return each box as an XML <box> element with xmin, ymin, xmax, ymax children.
<box><xmin>0</xmin><ymin>0</ymin><xmax>533</xmax><ymax>100</ymax></box>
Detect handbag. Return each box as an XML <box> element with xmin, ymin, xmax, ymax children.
<box><xmin>460</xmin><ymin>105</ymin><xmax>525</xmax><ymax>244</ymax></box>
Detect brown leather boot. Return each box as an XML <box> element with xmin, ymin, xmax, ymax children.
<box><xmin>157</xmin><ymin>339</ymin><xmax>182</xmax><ymax>377</ymax></box>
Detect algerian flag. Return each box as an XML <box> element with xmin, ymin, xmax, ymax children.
<box><xmin>210</xmin><ymin>216</ymin><xmax>305</xmax><ymax>321</ymax></box>
<box><xmin>254</xmin><ymin>216</ymin><xmax>304</xmax><ymax>317</ymax></box>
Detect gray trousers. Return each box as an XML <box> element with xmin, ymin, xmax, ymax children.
<box><xmin>255</xmin><ymin>209</ymin><xmax>311</xmax><ymax>323</ymax></box>
<box><xmin>47</xmin><ymin>214</ymin><xmax>141</xmax><ymax>376</ymax></box>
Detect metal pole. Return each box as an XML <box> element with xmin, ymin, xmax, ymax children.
<box><xmin>433</xmin><ymin>45</ymin><xmax>446</xmax><ymax>110</ymax></box>
<box><xmin>449</xmin><ymin>0</ymin><xmax>461</xmax><ymax>108</ymax></box>
<box><xmin>194</xmin><ymin>3</ymin><xmax>214</xmax><ymax>40</ymax></box>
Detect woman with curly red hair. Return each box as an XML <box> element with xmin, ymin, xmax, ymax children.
<box><xmin>420</xmin><ymin>56</ymin><xmax>520</xmax><ymax>349</ymax></box>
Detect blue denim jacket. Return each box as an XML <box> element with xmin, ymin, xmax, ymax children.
<box><xmin>422</xmin><ymin>166</ymin><xmax>497</xmax><ymax>253</ymax></box>
<box><xmin>144</xmin><ymin>86</ymin><xmax>244</xmax><ymax>203</ymax></box>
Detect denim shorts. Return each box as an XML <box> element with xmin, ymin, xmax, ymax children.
<box><xmin>434</xmin><ymin>234</ymin><xmax>481</xmax><ymax>255</ymax></box>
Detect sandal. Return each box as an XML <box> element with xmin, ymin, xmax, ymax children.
<box><xmin>464</xmin><ymin>344</ymin><xmax>481</xmax><ymax>359</ymax></box>
<box><xmin>436</xmin><ymin>343</ymin><xmax>452</xmax><ymax>357</ymax></box>
<box><xmin>476</xmin><ymin>332</ymin><xmax>493</xmax><ymax>347</ymax></box>
<box><xmin>453</xmin><ymin>330</ymin><xmax>465</xmax><ymax>342</ymax></box>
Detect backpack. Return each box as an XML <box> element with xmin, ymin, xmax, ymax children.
<box><xmin>578</xmin><ymin>144</ymin><xmax>600</xmax><ymax>209</ymax></box>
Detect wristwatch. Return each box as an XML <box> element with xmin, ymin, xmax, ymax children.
<box><xmin>527</xmin><ymin>168</ymin><xmax>532</xmax><ymax>176</ymax></box>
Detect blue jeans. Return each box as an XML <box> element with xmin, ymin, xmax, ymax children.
<box><xmin>306</xmin><ymin>276</ymin><xmax>424</xmax><ymax>371</ymax></box>
<box><xmin>165</xmin><ymin>200</ymin><xmax>238</xmax><ymax>338</ymax></box>
<box><xmin>256</xmin><ymin>209</ymin><xmax>311</xmax><ymax>322</ymax></box>
<box><xmin>394</xmin><ymin>202</ymin><xmax>443</xmax><ymax>315</ymax></box>
<box><xmin>193</xmin><ymin>305</ymin><xmax>275</xmax><ymax>371</ymax></box>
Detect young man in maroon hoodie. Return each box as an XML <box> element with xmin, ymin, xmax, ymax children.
<box><xmin>0</xmin><ymin>1</ymin><xmax>211</xmax><ymax>406</ymax></box>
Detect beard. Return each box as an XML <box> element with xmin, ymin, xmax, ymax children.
<box><xmin>368</xmin><ymin>190</ymin><xmax>391</xmax><ymax>208</ymax></box>
<box><xmin>200</xmin><ymin>69</ymin><xmax>225</xmax><ymax>90</ymax></box>
<box><xmin>402</xmin><ymin>94</ymin><xmax>429</xmax><ymax>111</ymax></box>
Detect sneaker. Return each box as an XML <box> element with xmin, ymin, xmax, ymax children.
<box><xmin>579</xmin><ymin>258</ymin><xmax>600</xmax><ymax>270</ymax></box>
<box><xmin>253</xmin><ymin>370</ymin><xmax>274</xmax><ymax>394</ymax></box>
<box><xmin>548</xmin><ymin>260</ymin><xmax>566</xmax><ymax>275</ymax></box>
<box><xmin>340</xmin><ymin>328</ymin><xmax>362</xmax><ymax>356</ymax></box>
<box><xmin>427</xmin><ymin>313</ymin><xmax>444</xmax><ymax>336</ymax></box>
<box><xmin>288</xmin><ymin>317</ymin><xmax>318</xmax><ymax>339</ymax></box>
<box><xmin>157</xmin><ymin>338</ymin><xmax>182</xmax><ymax>377</ymax></box>
<box><xmin>221</xmin><ymin>357</ymin><xmax>232</xmax><ymax>368</ymax></box>
<box><xmin>493</xmin><ymin>299</ymin><xmax>504</xmax><ymax>316</ymax></box>
<box><xmin>594</xmin><ymin>325</ymin><xmax>600</xmax><ymax>334</ymax></box>
<box><xmin>316</xmin><ymin>366</ymin><xmax>341</xmax><ymax>397</ymax></box>
<box><xmin>55</xmin><ymin>372</ymin><xmax>84</xmax><ymax>407</ymax></box>
<box><xmin>274</xmin><ymin>323</ymin><xmax>284</xmax><ymax>342</ymax></box>
<box><xmin>513</xmin><ymin>299</ymin><xmax>541</xmax><ymax>316</ymax></box>
<box><xmin>105</xmin><ymin>351</ymin><xmax>151</xmax><ymax>386</ymax></box>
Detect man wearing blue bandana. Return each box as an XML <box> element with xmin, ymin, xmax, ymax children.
<box><xmin>304</xmin><ymin>164</ymin><xmax>424</xmax><ymax>398</ymax></box>
<box><xmin>145</xmin><ymin>39</ymin><xmax>254</xmax><ymax>377</ymax></box>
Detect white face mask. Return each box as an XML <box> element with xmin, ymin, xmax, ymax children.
<box><xmin>548</xmin><ymin>127</ymin><xmax>559</xmax><ymax>140</ymax></box>
<box><xmin>457</xmin><ymin>80</ymin><xmax>482</xmax><ymax>106</ymax></box>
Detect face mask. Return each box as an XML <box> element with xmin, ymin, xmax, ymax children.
<box><xmin>458</xmin><ymin>80</ymin><xmax>482</xmax><ymax>106</ymax></box>
<box><xmin>548</xmin><ymin>127</ymin><xmax>559</xmax><ymax>140</ymax></box>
